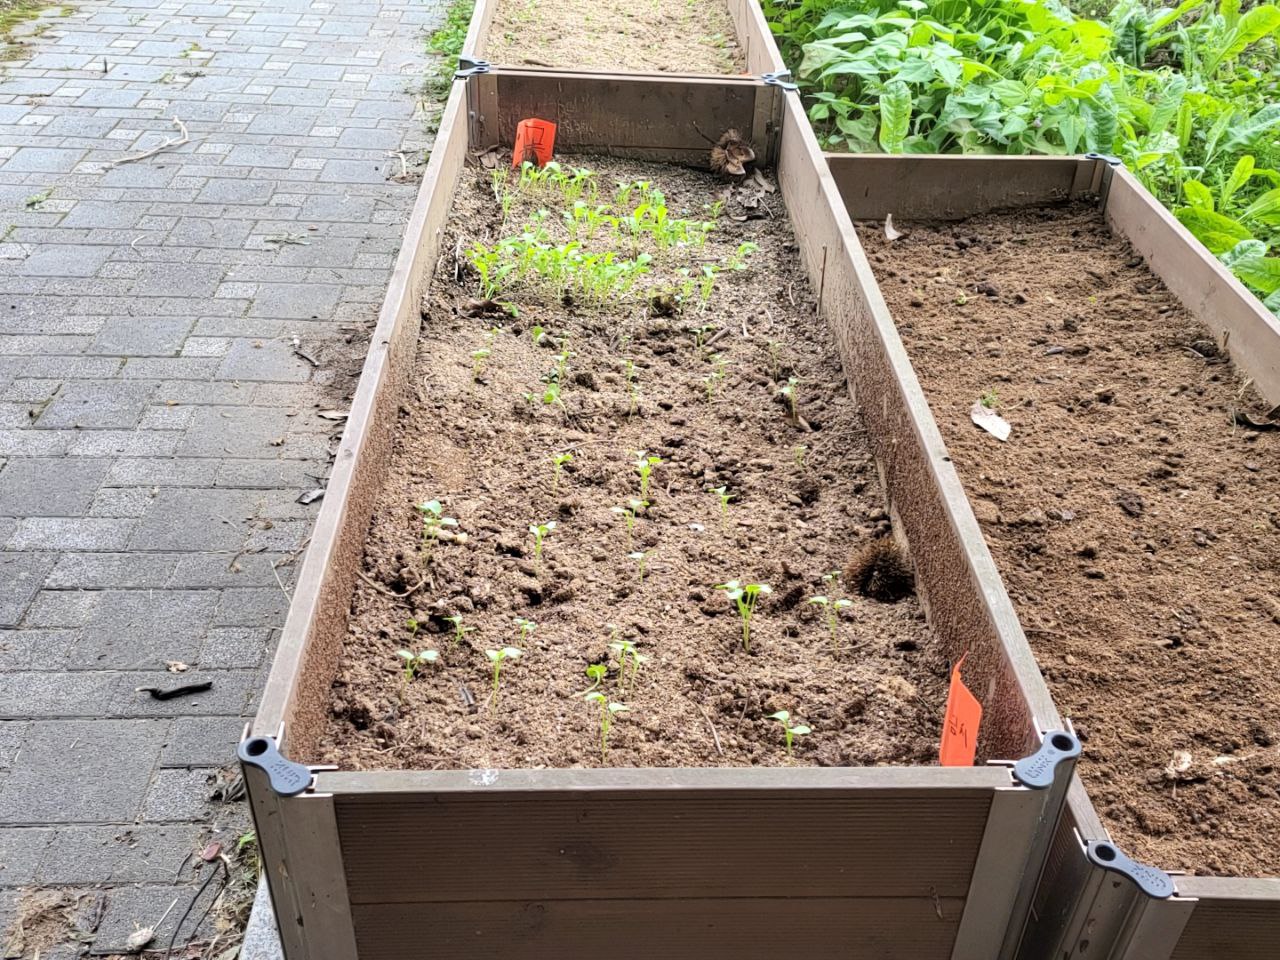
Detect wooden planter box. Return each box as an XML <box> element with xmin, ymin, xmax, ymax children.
<box><xmin>236</xmin><ymin>6</ymin><xmax>1089</xmax><ymax>960</ymax></box>
<box><xmin>822</xmin><ymin>152</ymin><xmax>1280</xmax><ymax>960</ymax></box>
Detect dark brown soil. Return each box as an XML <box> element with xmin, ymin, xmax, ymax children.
<box><xmin>320</xmin><ymin>156</ymin><xmax>947</xmax><ymax>772</ymax></box>
<box><xmin>859</xmin><ymin>203</ymin><xmax>1280</xmax><ymax>878</ymax></box>
<box><xmin>485</xmin><ymin>0</ymin><xmax>744</xmax><ymax>73</ymax></box>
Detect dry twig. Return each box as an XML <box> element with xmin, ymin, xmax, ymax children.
<box><xmin>107</xmin><ymin>116</ymin><xmax>191</xmax><ymax>167</ymax></box>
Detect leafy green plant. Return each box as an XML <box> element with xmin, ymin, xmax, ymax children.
<box><xmin>716</xmin><ymin>580</ymin><xmax>772</xmax><ymax>652</ymax></box>
<box><xmin>726</xmin><ymin>241</ymin><xmax>760</xmax><ymax>271</ymax></box>
<box><xmin>397</xmin><ymin>648</ymin><xmax>439</xmax><ymax>682</ymax></box>
<box><xmin>584</xmin><ymin>691</ymin><xmax>629</xmax><ymax>760</ymax></box>
<box><xmin>808</xmin><ymin>595</ymin><xmax>854</xmax><ymax>647</ymax></box>
<box><xmin>549</xmin><ymin>452</ymin><xmax>573</xmax><ymax>494</ymax></box>
<box><xmin>406</xmin><ymin>617</ymin><xmax>420</xmax><ymax>636</ymax></box>
<box><xmin>710</xmin><ymin>486</ymin><xmax>734</xmax><ymax>527</ymax></box>
<box><xmin>486</xmin><ymin>646</ymin><xmax>521</xmax><ymax>700</ymax></box>
<box><xmin>633</xmin><ymin>451</ymin><xmax>662</xmax><ymax>499</ymax></box>
<box><xmin>766</xmin><ymin>710</ymin><xmax>812</xmax><ymax>758</ymax></box>
<box><xmin>980</xmin><ymin>388</ymin><xmax>1000</xmax><ymax>410</ymax></box>
<box><xmin>443</xmin><ymin>614</ymin><xmax>471</xmax><ymax>647</ymax></box>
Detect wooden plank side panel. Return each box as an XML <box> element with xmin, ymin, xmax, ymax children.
<box><xmin>1103</xmin><ymin>167</ymin><xmax>1280</xmax><ymax>407</ymax></box>
<box><xmin>462</xmin><ymin>0</ymin><xmax>497</xmax><ymax>58</ymax></box>
<box><xmin>1170</xmin><ymin>897</ymin><xmax>1280</xmax><ymax>960</ymax></box>
<box><xmin>351</xmin><ymin>897</ymin><xmax>964</xmax><ymax>960</ymax></box>
<box><xmin>334</xmin><ymin>790</ymin><xmax>992</xmax><ymax>902</ymax></box>
<box><xmin>482</xmin><ymin>71</ymin><xmax>767</xmax><ymax>167</ymax></box>
<box><xmin>727</xmin><ymin>0</ymin><xmax>787</xmax><ymax>75</ymax></box>
<box><xmin>826</xmin><ymin>154</ymin><xmax>1098</xmax><ymax>221</ymax></box>
<box><xmin>775</xmin><ymin>93</ymin><xmax>1058</xmax><ymax>760</ymax></box>
<box><xmin>251</xmin><ymin>84</ymin><xmax>472</xmax><ymax>756</ymax></box>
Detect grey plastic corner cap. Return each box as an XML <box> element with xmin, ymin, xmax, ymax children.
<box><xmin>1011</xmin><ymin>729</ymin><xmax>1082</xmax><ymax>789</ymax></box>
<box><xmin>1086</xmin><ymin>840</ymin><xmax>1176</xmax><ymax>899</ymax></box>
<box><xmin>237</xmin><ymin>736</ymin><xmax>313</xmax><ymax>797</ymax></box>
<box><xmin>1084</xmin><ymin>151</ymin><xmax>1124</xmax><ymax>167</ymax></box>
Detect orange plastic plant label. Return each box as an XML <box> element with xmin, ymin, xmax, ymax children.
<box><xmin>512</xmin><ymin>118</ymin><xmax>557</xmax><ymax>168</ymax></box>
<box><xmin>939</xmin><ymin>653</ymin><xmax>983</xmax><ymax>767</ymax></box>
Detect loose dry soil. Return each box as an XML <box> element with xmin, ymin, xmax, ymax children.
<box><xmin>321</xmin><ymin>155</ymin><xmax>947</xmax><ymax>772</ymax></box>
<box><xmin>484</xmin><ymin>0</ymin><xmax>744</xmax><ymax>73</ymax></box>
<box><xmin>860</xmin><ymin>203</ymin><xmax>1280</xmax><ymax>878</ymax></box>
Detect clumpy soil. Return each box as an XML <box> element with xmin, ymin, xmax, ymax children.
<box><xmin>859</xmin><ymin>204</ymin><xmax>1280</xmax><ymax>877</ymax></box>
<box><xmin>484</xmin><ymin>0</ymin><xmax>744</xmax><ymax>73</ymax></box>
<box><xmin>321</xmin><ymin>156</ymin><xmax>947</xmax><ymax>772</ymax></box>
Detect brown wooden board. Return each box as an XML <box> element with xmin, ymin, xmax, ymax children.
<box><xmin>349</xmin><ymin>898</ymin><xmax>963</xmax><ymax>960</ymax></box>
<box><xmin>468</xmin><ymin>68</ymin><xmax>782</xmax><ymax>167</ymax></box>
<box><xmin>1169</xmin><ymin>878</ymin><xmax>1280</xmax><ymax>960</ymax></box>
<box><xmin>783</xmin><ymin>119</ymin><xmax>1060</xmax><ymax>762</ymax></box>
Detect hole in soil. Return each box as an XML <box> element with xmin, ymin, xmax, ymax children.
<box><xmin>243</xmin><ymin>738</ymin><xmax>269</xmax><ymax>757</ymax></box>
<box><xmin>1051</xmin><ymin>732</ymin><xmax>1075</xmax><ymax>752</ymax></box>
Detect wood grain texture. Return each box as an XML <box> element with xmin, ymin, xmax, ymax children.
<box><xmin>825</xmin><ymin>154</ymin><xmax>1098</xmax><ymax>221</ymax></box>
<box><xmin>727</xmin><ymin>0</ymin><xmax>787</xmax><ymax>75</ymax></box>
<box><xmin>776</xmin><ymin>93</ymin><xmax>1059</xmax><ymax>761</ymax></box>
<box><xmin>1168</xmin><ymin>897</ymin><xmax>1280</xmax><ymax>960</ymax></box>
<box><xmin>349</xmin><ymin>897</ymin><xmax>965</xmax><ymax>960</ymax></box>
<box><xmin>1104</xmin><ymin>166</ymin><xmax>1280</xmax><ymax>407</ymax></box>
<box><xmin>334</xmin><ymin>789</ymin><xmax>992</xmax><ymax>902</ymax></box>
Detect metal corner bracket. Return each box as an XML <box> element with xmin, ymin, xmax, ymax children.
<box><xmin>454</xmin><ymin>56</ymin><xmax>490</xmax><ymax>80</ymax></box>
<box><xmin>762</xmin><ymin>70</ymin><xmax>798</xmax><ymax>91</ymax></box>
<box><xmin>237</xmin><ymin>734</ymin><xmax>314</xmax><ymax>797</ymax></box>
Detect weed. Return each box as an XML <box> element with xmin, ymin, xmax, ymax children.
<box><xmin>726</xmin><ymin>241</ymin><xmax>760</xmax><ymax>271</ymax></box>
<box><xmin>808</xmin><ymin>595</ymin><xmax>853</xmax><ymax>647</ymax></box>
<box><xmin>766</xmin><ymin>710</ymin><xmax>811</xmax><ymax>758</ymax></box>
<box><xmin>443</xmin><ymin>614</ymin><xmax>471</xmax><ymax>647</ymax></box>
<box><xmin>397</xmin><ymin>648</ymin><xmax>440</xmax><ymax>682</ymax></box>
<box><xmin>549</xmin><ymin>451</ymin><xmax>573</xmax><ymax>493</ymax></box>
<box><xmin>24</xmin><ymin>190</ymin><xmax>50</xmax><ymax>209</ymax></box>
<box><xmin>980</xmin><ymin>388</ymin><xmax>1000</xmax><ymax>410</ymax></box>
<box><xmin>528</xmin><ymin>520</ymin><xmax>556</xmax><ymax>570</ymax></box>
<box><xmin>471</xmin><ymin>347</ymin><xmax>491</xmax><ymax>382</ymax></box>
<box><xmin>633</xmin><ymin>451</ymin><xmax>662</xmax><ymax>499</ymax></box>
<box><xmin>584</xmin><ymin>692</ymin><xmax>629</xmax><ymax>760</ymax></box>
<box><xmin>486</xmin><ymin>646</ymin><xmax>522</xmax><ymax>701</ymax></box>
<box><xmin>716</xmin><ymin>580</ymin><xmax>772</xmax><ymax>652</ymax></box>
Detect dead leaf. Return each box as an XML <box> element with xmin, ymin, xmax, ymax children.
<box><xmin>200</xmin><ymin>841</ymin><xmax>222</xmax><ymax>862</ymax></box>
<box><xmin>165</xmin><ymin>661</ymin><xmax>189</xmax><ymax>673</ymax></box>
<box><xmin>296</xmin><ymin>489</ymin><xmax>325</xmax><ymax>505</ymax></box>
<box><xmin>970</xmin><ymin>401</ymin><xmax>1011</xmax><ymax>442</ymax></box>
<box><xmin>317</xmin><ymin>409</ymin><xmax>348</xmax><ymax>421</ymax></box>
<box><xmin>885</xmin><ymin>213</ymin><xmax>903</xmax><ymax>241</ymax></box>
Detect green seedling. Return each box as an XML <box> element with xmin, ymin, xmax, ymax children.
<box><xmin>808</xmin><ymin>596</ymin><xmax>854</xmax><ymax>647</ymax></box>
<box><xmin>726</xmin><ymin>241</ymin><xmax>759</xmax><ymax>271</ymax></box>
<box><xmin>585</xmin><ymin>691</ymin><xmax>629</xmax><ymax>761</ymax></box>
<box><xmin>610</xmin><ymin>498</ymin><xmax>647</xmax><ymax>551</ymax></box>
<box><xmin>767</xmin><ymin>340</ymin><xmax>782</xmax><ymax>380</ymax></box>
<box><xmin>541</xmin><ymin>380</ymin><xmax>566</xmax><ymax>414</ymax></box>
<box><xmin>396</xmin><ymin>648</ymin><xmax>439</xmax><ymax>683</ymax></box>
<box><xmin>710</xmin><ymin>486</ymin><xmax>733</xmax><ymax>526</ymax></box>
<box><xmin>549</xmin><ymin>451</ymin><xmax>573</xmax><ymax>494</ymax></box>
<box><xmin>417</xmin><ymin>499</ymin><xmax>458</xmax><ymax>560</ymax></box>
<box><xmin>609</xmin><ymin>638</ymin><xmax>649</xmax><ymax>692</ymax></box>
<box><xmin>778</xmin><ymin>376</ymin><xmax>800</xmax><ymax>421</ymax></box>
<box><xmin>443</xmin><ymin>614</ymin><xmax>471</xmax><ymax>647</ymax></box>
<box><xmin>554</xmin><ymin>344</ymin><xmax>572</xmax><ymax>383</ymax></box>
<box><xmin>529</xmin><ymin>520</ymin><xmax>556</xmax><ymax>570</ymax></box>
<box><xmin>766</xmin><ymin>710</ymin><xmax>811</xmax><ymax>758</ymax></box>
<box><xmin>628</xmin><ymin>550</ymin><xmax>648</xmax><ymax>584</ymax></box>
<box><xmin>582</xmin><ymin>662</ymin><xmax>608</xmax><ymax>694</ymax></box>
<box><xmin>405</xmin><ymin>617</ymin><xmax>420</xmax><ymax>636</ymax></box>
<box><xmin>794</xmin><ymin>444</ymin><xmax>808</xmax><ymax>469</ymax></box>
<box><xmin>515</xmin><ymin>617</ymin><xmax>537</xmax><ymax>645</ymax></box>
<box><xmin>633</xmin><ymin>451</ymin><xmax>662</xmax><ymax>499</ymax></box>
<box><xmin>486</xmin><ymin>646</ymin><xmax>522</xmax><ymax>700</ymax></box>
<box><xmin>530</xmin><ymin>324</ymin><xmax>547</xmax><ymax>345</ymax></box>
<box><xmin>692</xmin><ymin>323</ymin><xmax>716</xmax><ymax>350</ymax></box>
<box><xmin>703</xmin><ymin>352</ymin><xmax>728</xmax><ymax>400</ymax></box>
<box><xmin>697</xmin><ymin>264</ymin><xmax>719</xmax><ymax>306</ymax></box>
<box><xmin>24</xmin><ymin>190</ymin><xmax>51</xmax><ymax>210</ymax></box>
<box><xmin>471</xmin><ymin>347</ymin><xmax>491</xmax><ymax>382</ymax></box>
<box><xmin>717</xmin><ymin>580</ymin><xmax>772</xmax><ymax>652</ymax></box>
<box><xmin>980</xmin><ymin>388</ymin><xmax>1000</xmax><ymax>410</ymax></box>
<box><xmin>624</xmin><ymin>359</ymin><xmax>639</xmax><ymax>417</ymax></box>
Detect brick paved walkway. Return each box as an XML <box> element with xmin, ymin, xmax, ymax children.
<box><xmin>0</xmin><ymin>0</ymin><xmax>439</xmax><ymax>953</ymax></box>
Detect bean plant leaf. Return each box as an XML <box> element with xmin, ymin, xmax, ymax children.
<box><xmin>878</xmin><ymin>79</ymin><xmax>913</xmax><ymax>153</ymax></box>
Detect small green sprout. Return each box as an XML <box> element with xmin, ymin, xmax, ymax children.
<box><xmin>554</xmin><ymin>343</ymin><xmax>573</xmax><ymax>383</ymax></box>
<box><xmin>583</xmin><ymin>662</ymin><xmax>608</xmax><ymax>693</ymax></box>
<box><xmin>542</xmin><ymin>380</ymin><xmax>565</xmax><ymax>413</ymax></box>
<box><xmin>692</xmin><ymin>323</ymin><xmax>716</xmax><ymax>350</ymax></box>
<box><xmin>703</xmin><ymin>352</ymin><xmax>728</xmax><ymax>400</ymax></box>
<box><xmin>609</xmin><ymin>638</ymin><xmax>649</xmax><ymax>692</ymax></box>
<box><xmin>417</xmin><ymin>499</ymin><xmax>458</xmax><ymax>560</ymax></box>
<box><xmin>514</xmin><ymin>617</ymin><xmax>536</xmax><ymax>645</ymax></box>
<box><xmin>530</xmin><ymin>324</ymin><xmax>547</xmax><ymax>345</ymax></box>
<box><xmin>778</xmin><ymin>376</ymin><xmax>800</xmax><ymax>421</ymax></box>
<box><xmin>767</xmin><ymin>340</ymin><xmax>782</xmax><ymax>380</ymax></box>
<box><xmin>793</xmin><ymin>444</ymin><xmax>808</xmax><ymax>469</ymax></box>
<box><xmin>529</xmin><ymin>520</ymin><xmax>556</xmax><ymax>570</ymax></box>
<box><xmin>628</xmin><ymin>549</ymin><xmax>648</xmax><ymax>584</ymax></box>
<box><xmin>710</xmin><ymin>486</ymin><xmax>733</xmax><ymax>526</ymax></box>
<box><xmin>405</xmin><ymin>617</ymin><xmax>420</xmax><ymax>636</ymax></box>
<box><xmin>624</xmin><ymin>359</ymin><xmax>639</xmax><ymax>417</ymax></box>
<box><xmin>726</xmin><ymin>241</ymin><xmax>760</xmax><ymax>271</ymax></box>
<box><xmin>396</xmin><ymin>648</ymin><xmax>439</xmax><ymax>683</ymax></box>
<box><xmin>585</xmin><ymin>691</ymin><xmax>629</xmax><ymax>761</ymax></box>
<box><xmin>486</xmin><ymin>646</ymin><xmax>522</xmax><ymax>699</ymax></box>
<box><xmin>766</xmin><ymin>710</ymin><xmax>811</xmax><ymax>758</ymax></box>
<box><xmin>610</xmin><ymin>498</ymin><xmax>647</xmax><ymax>551</ymax></box>
<box><xmin>633</xmin><ymin>451</ymin><xmax>662</xmax><ymax>499</ymax></box>
<box><xmin>808</xmin><ymin>595</ymin><xmax>854</xmax><ymax>647</ymax></box>
<box><xmin>550</xmin><ymin>452</ymin><xmax>573</xmax><ymax>494</ymax></box>
<box><xmin>717</xmin><ymin>580</ymin><xmax>772</xmax><ymax>652</ymax></box>
<box><xmin>443</xmin><ymin>614</ymin><xmax>471</xmax><ymax>647</ymax></box>
<box><xmin>471</xmin><ymin>347</ymin><xmax>491</xmax><ymax>382</ymax></box>
<box><xmin>980</xmin><ymin>388</ymin><xmax>999</xmax><ymax>410</ymax></box>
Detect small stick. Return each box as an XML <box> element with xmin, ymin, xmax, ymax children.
<box><xmin>704</xmin><ymin>326</ymin><xmax>730</xmax><ymax>349</ymax></box>
<box><xmin>356</xmin><ymin>569</ymin><xmax>428</xmax><ymax>599</ymax></box>
<box><xmin>107</xmin><ymin>116</ymin><xmax>191</xmax><ymax>167</ymax></box>
<box><xmin>697</xmin><ymin>704</ymin><xmax>724</xmax><ymax>757</ymax></box>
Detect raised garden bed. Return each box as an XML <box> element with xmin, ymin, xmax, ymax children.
<box><xmin>827</xmin><ymin>152</ymin><xmax>1280</xmax><ymax>959</ymax></box>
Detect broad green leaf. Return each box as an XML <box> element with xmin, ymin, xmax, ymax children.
<box><xmin>1183</xmin><ymin>180</ymin><xmax>1214</xmax><ymax>210</ymax></box>
<box><xmin>1147</xmin><ymin>74</ymin><xmax>1186</xmax><ymax>137</ymax></box>
<box><xmin>1242</xmin><ymin>187</ymin><xmax>1280</xmax><ymax>223</ymax></box>
<box><xmin>879</xmin><ymin>79</ymin><xmax>912</xmax><ymax>153</ymax></box>
<box><xmin>1222</xmin><ymin>155</ymin><xmax>1256</xmax><ymax>209</ymax></box>
<box><xmin>1207</xmin><ymin>6</ymin><xmax>1280</xmax><ymax>73</ymax></box>
<box><xmin>1231</xmin><ymin>255</ymin><xmax>1280</xmax><ymax>295</ymax></box>
<box><xmin>1224</xmin><ymin>104</ymin><xmax>1280</xmax><ymax>152</ymax></box>
<box><xmin>1151</xmin><ymin>0</ymin><xmax>1209</xmax><ymax>32</ymax></box>
<box><xmin>1175</xmin><ymin>207</ymin><xmax>1254</xmax><ymax>254</ymax></box>
<box><xmin>1219</xmin><ymin>239</ymin><xmax>1269</xmax><ymax>268</ymax></box>
<box><xmin>1264</xmin><ymin>288</ymin><xmax>1280</xmax><ymax>314</ymax></box>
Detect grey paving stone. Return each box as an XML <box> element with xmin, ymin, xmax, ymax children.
<box><xmin>0</xmin><ymin>721</ymin><xmax>28</xmax><ymax>767</ymax></box>
<box><xmin>60</xmin><ymin>201</ymin><xmax>151</xmax><ymax>229</ymax></box>
<box><xmin>75</xmin><ymin>589</ymin><xmax>216</xmax><ymax>669</ymax></box>
<box><xmin>110</xmin><ymin>669</ymin><xmax>256</xmax><ymax>718</ymax></box>
<box><xmin>22</xmin><ymin>244</ymin><xmax>113</xmax><ymax>278</ymax></box>
<box><xmin>216</xmin><ymin>338</ymin><xmax>311</xmax><ymax>383</ymax></box>
<box><xmin>87</xmin><ymin>317</ymin><xmax>193</xmax><ymax>357</ymax></box>
<box><xmin>130</xmin><ymin>487</ymin><xmax>264</xmax><ymax>551</ymax></box>
<box><xmin>317</xmin><ymin>157</ymin><xmax>388</xmax><ymax>183</ymax></box>
<box><xmin>0</xmin><ymin>458</ymin><xmax>109</xmax><ymax>517</ymax></box>
<box><xmin>0</xmin><ymin>827</ymin><xmax>51</xmax><ymax>885</ymax></box>
<box><xmin>94</xmin><ymin>880</ymin><xmax>219</xmax><ymax>954</ymax></box>
<box><xmin>247</xmin><ymin>282</ymin><xmax>340</xmax><ymax>318</ymax></box>
<box><xmin>179</xmin><ymin>405</ymin><xmax>295</xmax><ymax>458</ymax></box>
<box><xmin>37</xmin><ymin>823</ymin><xmax>204</xmax><ymax>884</ymax></box>
<box><xmin>0</xmin><ymin>719</ymin><xmax>167</xmax><ymax>821</ymax></box>
<box><xmin>47</xmin><ymin>553</ymin><xmax>177</xmax><ymax>590</ymax></box>
<box><xmin>160</xmin><ymin>716</ymin><xmax>246</xmax><ymax>767</ymax></box>
<box><xmin>37</xmin><ymin>379</ymin><xmax>155</xmax><ymax>429</ymax></box>
<box><xmin>3</xmin><ymin>147</ymin><xmax>85</xmax><ymax>173</ymax></box>
<box><xmin>140</xmin><ymin>768</ymin><xmax>219</xmax><ymax>821</ymax></box>
<box><xmin>0</xmin><ymin>554</ymin><xmax>56</xmax><ymax>628</ymax></box>
<box><xmin>7</xmin><ymin>517</ymin><xmax>135</xmax><ymax>552</ymax></box>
